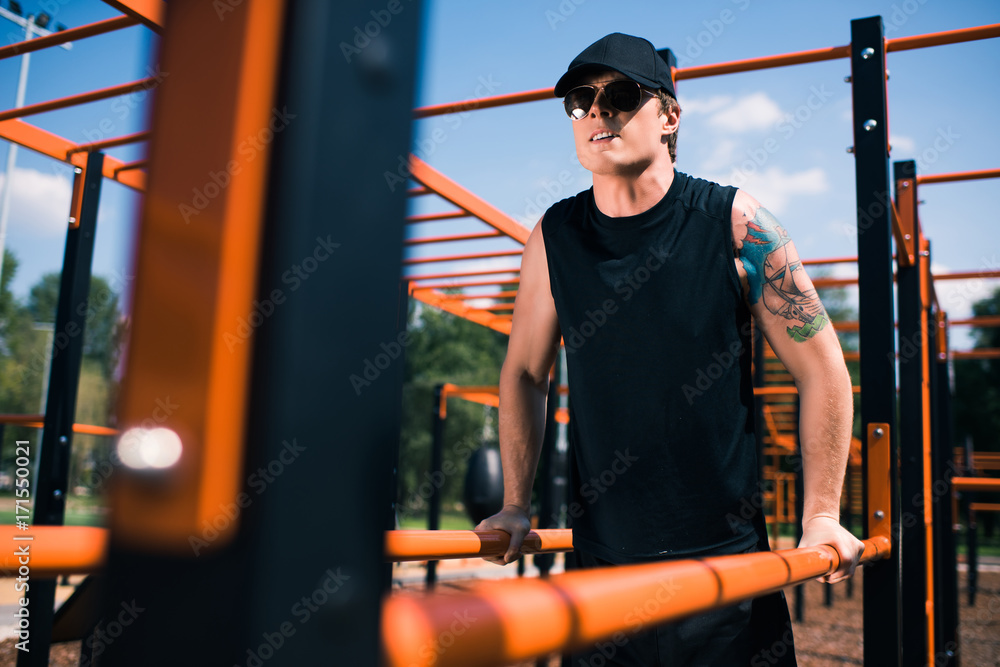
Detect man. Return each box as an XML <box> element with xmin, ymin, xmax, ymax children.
<box><xmin>474</xmin><ymin>33</ymin><xmax>865</xmax><ymax>665</ymax></box>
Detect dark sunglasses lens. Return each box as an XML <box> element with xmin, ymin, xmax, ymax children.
<box><xmin>605</xmin><ymin>81</ymin><xmax>641</xmax><ymax>112</ymax></box>
<box><xmin>565</xmin><ymin>87</ymin><xmax>597</xmax><ymax>120</ymax></box>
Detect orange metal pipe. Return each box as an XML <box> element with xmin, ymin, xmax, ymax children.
<box><xmin>950</xmin><ymin>316</ymin><xmax>1000</xmax><ymax>327</ymax></box>
<box><xmin>917</xmin><ymin>168</ymin><xmax>1000</xmax><ymax>185</ymax></box>
<box><xmin>886</xmin><ymin>23</ymin><xmax>1000</xmax><ymax>52</ymax></box>
<box><xmin>403</xmin><ymin>249</ymin><xmax>523</xmax><ymax>266</ymax></box>
<box><xmin>0</xmin><ymin>15</ymin><xmax>138</xmax><ymax>61</ymax></box>
<box><xmin>405</xmin><ymin>268</ymin><xmax>520</xmax><ymax>282</ymax></box>
<box><xmin>953</xmin><ymin>350</ymin><xmax>1000</xmax><ymax>361</ymax></box>
<box><xmin>408</xmin><ymin>186</ymin><xmax>432</xmax><ymax>196</ymax></box>
<box><xmin>406</xmin><ymin>210</ymin><xmax>470</xmax><ymax>223</ymax></box>
<box><xmin>0</xmin><ymin>414</ymin><xmax>119</xmax><ymax>436</ymax></box>
<box><xmin>754</xmin><ymin>386</ymin><xmax>861</xmax><ymax>395</ymax></box>
<box><xmin>676</xmin><ymin>44</ymin><xmax>851</xmax><ymax>81</ymax></box>
<box><xmin>446</xmin><ymin>291</ymin><xmax>518</xmax><ymax>301</ymax></box>
<box><xmin>66</xmin><ymin>131</ymin><xmax>150</xmax><ymax>155</ymax></box>
<box><xmin>933</xmin><ymin>269</ymin><xmax>1000</xmax><ymax>281</ymax></box>
<box><xmin>0</xmin><ymin>526</ymin><xmax>108</xmax><ymax>578</ymax></box>
<box><xmin>411</xmin><ymin>277</ymin><xmax>521</xmax><ymax>291</ymax></box>
<box><xmin>114</xmin><ymin>159</ymin><xmax>148</xmax><ymax>175</ymax></box>
<box><xmin>0</xmin><ymin>78</ymin><xmax>161</xmax><ymax>122</ymax></box>
<box><xmin>405</xmin><ymin>231</ymin><xmax>502</xmax><ymax>246</ymax></box>
<box><xmin>413</xmin><ymin>88</ymin><xmax>554</xmax><ymax>119</ymax></box>
<box><xmin>952</xmin><ymin>477</ymin><xmax>1000</xmax><ymax>493</ymax></box>
<box><xmin>385</xmin><ymin>529</ymin><xmax>573</xmax><ymax>562</ymax></box>
<box><xmin>801</xmin><ymin>256</ymin><xmax>857</xmax><ymax>266</ymax></box>
<box><xmin>382</xmin><ymin>537</ymin><xmax>890</xmax><ymax>667</ymax></box>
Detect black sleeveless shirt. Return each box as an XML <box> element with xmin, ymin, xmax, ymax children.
<box><xmin>542</xmin><ymin>170</ymin><xmax>762</xmax><ymax>563</ymax></box>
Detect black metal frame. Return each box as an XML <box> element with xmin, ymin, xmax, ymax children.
<box><xmin>851</xmin><ymin>15</ymin><xmax>903</xmax><ymax>667</ymax></box>
<box><xmin>19</xmin><ymin>151</ymin><xmax>104</xmax><ymax>667</ymax></box>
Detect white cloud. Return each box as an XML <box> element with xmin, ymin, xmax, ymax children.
<box><xmin>706</xmin><ymin>92</ymin><xmax>784</xmax><ymax>133</ymax></box>
<box><xmin>698</xmin><ymin>138</ymin><xmax>741</xmax><ymax>172</ymax></box>
<box><xmin>890</xmin><ymin>135</ymin><xmax>917</xmax><ymax>154</ymax></box>
<box><xmin>725</xmin><ymin>166</ymin><xmax>830</xmax><ymax>216</ymax></box>
<box><xmin>0</xmin><ymin>166</ymin><xmax>73</xmax><ymax>238</ymax></box>
<box><xmin>678</xmin><ymin>94</ymin><xmax>732</xmax><ymax>116</ymax></box>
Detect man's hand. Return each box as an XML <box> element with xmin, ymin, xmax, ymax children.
<box><xmin>797</xmin><ymin>515</ymin><xmax>866</xmax><ymax>584</ymax></box>
<box><xmin>474</xmin><ymin>504</ymin><xmax>532</xmax><ymax>565</ymax></box>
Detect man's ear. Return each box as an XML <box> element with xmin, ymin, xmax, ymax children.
<box><xmin>661</xmin><ymin>107</ymin><xmax>680</xmax><ymax>136</ymax></box>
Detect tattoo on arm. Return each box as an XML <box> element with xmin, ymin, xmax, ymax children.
<box><xmin>739</xmin><ymin>207</ymin><xmax>829</xmax><ymax>342</ymax></box>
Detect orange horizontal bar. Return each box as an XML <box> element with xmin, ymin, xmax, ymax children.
<box><xmin>408</xmin><ymin>186</ymin><xmax>432</xmax><ymax>196</ymax></box>
<box><xmin>917</xmin><ymin>168</ymin><xmax>1000</xmax><ymax>185</ymax></box>
<box><xmin>484</xmin><ymin>303</ymin><xmax>515</xmax><ymax>311</ymax></box>
<box><xmin>0</xmin><ymin>15</ymin><xmax>138</xmax><ymax>61</ymax></box>
<box><xmin>677</xmin><ymin>44</ymin><xmax>850</xmax><ymax>81</ymax></box>
<box><xmin>0</xmin><ymin>77</ymin><xmax>161</xmax><ymax>122</ymax></box>
<box><xmin>405</xmin><ymin>268</ymin><xmax>520</xmax><ymax>282</ymax></box>
<box><xmin>406</xmin><ymin>210</ymin><xmax>470</xmax><ymax>223</ymax></box>
<box><xmin>446</xmin><ymin>291</ymin><xmax>518</xmax><ymax>300</ymax></box>
<box><xmin>0</xmin><ymin>526</ymin><xmax>108</xmax><ymax>578</ymax></box>
<box><xmin>413</xmin><ymin>88</ymin><xmax>554</xmax><ymax>119</ymax></box>
<box><xmin>385</xmin><ymin>529</ymin><xmax>572</xmax><ymax>562</ymax></box>
<box><xmin>753</xmin><ymin>386</ymin><xmax>861</xmax><ymax>395</ymax></box>
<box><xmin>951</xmin><ymin>316</ymin><xmax>1000</xmax><ymax>327</ymax></box>
<box><xmin>410</xmin><ymin>277</ymin><xmax>521</xmax><ymax>291</ymax></box>
<box><xmin>953</xmin><ymin>350</ymin><xmax>1000</xmax><ymax>360</ymax></box>
<box><xmin>405</xmin><ymin>231</ymin><xmax>502</xmax><ymax>246</ymax></box>
<box><xmin>67</xmin><ymin>131</ymin><xmax>150</xmax><ymax>155</ymax></box>
<box><xmin>970</xmin><ymin>503</ymin><xmax>1000</xmax><ymax>512</ymax></box>
<box><xmin>382</xmin><ymin>536</ymin><xmax>890</xmax><ymax>667</ymax></box>
<box><xmin>952</xmin><ymin>477</ymin><xmax>1000</xmax><ymax>493</ymax></box>
<box><xmin>801</xmin><ymin>256</ymin><xmax>857</xmax><ymax>266</ymax></box>
<box><xmin>0</xmin><ymin>414</ymin><xmax>119</xmax><ymax>437</ymax></box>
<box><xmin>101</xmin><ymin>0</ymin><xmax>167</xmax><ymax>32</ymax></box>
<box><xmin>934</xmin><ymin>270</ymin><xmax>1000</xmax><ymax>281</ymax></box>
<box><xmin>403</xmin><ymin>249</ymin><xmax>522</xmax><ymax>266</ymax></box>
<box><xmin>0</xmin><ymin>119</ymin><xmax>145</xmax><ymax>191</ymax></box>
<box><xmin>886</xmin><ymin>23</ymin><xmax>1000</xmax><ymax>53</ymax></box>
<box><xmin>411</xmin><ymin>289</ymin><xmax>512</xmax><ymax>337</ymax></box>
<box><xmin>114</xmin><ymin>159</ymin><xmax>148</xmax><ymax>174</ymax></box>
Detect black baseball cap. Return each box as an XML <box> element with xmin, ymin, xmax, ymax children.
<box><xmin>554</xmin><ymin>33</ymin><xmax>675</xmax><ymax>99</ymax></box>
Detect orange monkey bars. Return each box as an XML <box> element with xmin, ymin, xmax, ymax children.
<box><xmin>385</xmin><ymin>529</ymin><xmax>573</xmax><ymax>562</ymax></box>
<box><xmin>0</xmin><ymin>526</ymin><xmax>107</xmax><ymax>578</ymax></box>
<box><xmin>0</xmin><ymin>414</ymin><xmax>118</xmax><ymax>437</ymax></box>
<box><xmin>381</xmin><ymin>537</ymin><xmax>891</xmax><ymax>667</ymax></box>
<box><xmin>952</xmin><ymin>477</ymin><xmax>1000</xmax><ymax>493</ymax></box>
<box><xmin>916</xmin><ymin>168</ymin><xmax>1000</xmax><ymax>185</ymax></box>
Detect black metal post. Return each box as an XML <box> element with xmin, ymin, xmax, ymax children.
<box><xmin>384</xmin><ymin>278</ymin><xmax>410</xmax><ymax>590</ymax></box>
<box><xmin>534</xmin><ymin>354</ymin><xmax>562</xmax><ymax>585</ymax></box>
<box><xmin>895</xmin><ymin>159</ymin><xmax>928</xmax><ymax>666</ymax></box>
<box><xmin>851</xmin><ymin>15</ymin><xmax>902</xmax><ymax>667</ymax></box>
<box><xmin>19</xmin><ymin>151</ymin><xmax>103</xmax><ymax>667</ymax></box>
<box><xmin>426</xmin><ymin>383</ymin><xmax>445</xmax><ymax>588</ymax></box>
<box><xmin>929</xmin><ymin>298</ymin><xmax>959</xmax><ymax>666</ymax></box>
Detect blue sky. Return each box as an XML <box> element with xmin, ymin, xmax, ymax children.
<box><xmin>1</xmin><ymin>0</ymin><xmax>997</xmax><ymax>348</ymax></box>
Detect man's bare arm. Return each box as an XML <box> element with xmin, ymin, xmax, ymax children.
<box><xmin>475</xmin><ymin>220</ymin><xmax>562</xmax><ymax>565</ymax></box>
<box><xmin>732</xmin><ymin>190</ymin><xmax>864</xmax><ymax>584</ymax></box>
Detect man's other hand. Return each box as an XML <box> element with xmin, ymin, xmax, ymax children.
<box><xmin>797</xmin><ymin>515</ymin><xmax>866</xmax><ymax>584</ymax></box>
<box><xmin>474</xmin><ymin>504</ymin><xmax>532</xmax><ymax>565</ymax></box>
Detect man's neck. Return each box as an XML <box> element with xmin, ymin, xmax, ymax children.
<box><xmin>592</xmin><ymin>162</ymin><xmax>675</xmax><ymax>218</ymax></box>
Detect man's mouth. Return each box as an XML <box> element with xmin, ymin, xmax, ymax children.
<box><xmin>590</xmin><ymin>130</ymin><xmax>619</xmax><ymax>142</ymax></box>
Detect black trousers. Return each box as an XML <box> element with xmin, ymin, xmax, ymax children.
<box><xmin>562</xmin><ymin>547</ymin><xmax>797</xmax><ymax>667</ymax></box>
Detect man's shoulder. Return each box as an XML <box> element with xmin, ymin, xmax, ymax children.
<box><xmin>675</xmin><ymin>171</ymin><xmax>739</xmax><ymax>220</ymax></box>
<box><xmin>540</xmin><ymin>187</ymin><xmax>592</xmax><ymax>233</ymax></box>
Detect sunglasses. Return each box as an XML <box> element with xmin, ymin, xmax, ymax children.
<box><xmin>563</xmin><ymin>80</ymin><xmax>656</xmax><ymax>120</ymax></box>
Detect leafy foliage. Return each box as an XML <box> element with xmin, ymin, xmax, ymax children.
<box><xmin>953</xmin><ymin>287</ymin><xmax>1000</xmax><ymax>453</ymax></box>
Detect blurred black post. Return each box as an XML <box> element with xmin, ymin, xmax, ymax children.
<box><xmin>426</xmin><ymin>383</ymin><xmax>445</xmax><ymax>588</ymax></box>
<box><xmin>19</xmin><ymin>151</ymin><xmax>103</xmax><ymax>667</ymax></box>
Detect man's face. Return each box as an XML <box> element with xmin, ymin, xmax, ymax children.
<box><xmin>568</xmin><ymin>70</ymin><xmax>676</xmax><ymax>176</ymax></box>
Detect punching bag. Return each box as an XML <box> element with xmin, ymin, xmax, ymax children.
<box><xmin>463</xmin><ymin>446</ymin><xmax>504</xmax><ymax>525</ymax></box>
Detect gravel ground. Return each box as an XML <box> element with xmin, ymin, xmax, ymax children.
<box><xmin>1</xmin><ymin>569</ymin><xmax>997</xmax><ymax>666</ymax></box>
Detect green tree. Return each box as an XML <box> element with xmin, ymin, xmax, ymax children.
<box><xmin>953</xmin><ymin>287</ymin><xmax>1000</xmax><ymax>454</ymax></box>
<box><xmin>397</xmin><ymin>301</ymin><xmax>509</xmax><ymax>526</ymax></box>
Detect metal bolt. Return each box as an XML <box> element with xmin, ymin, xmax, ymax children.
<box><xmin>67</xmin><ymin>217</ymin><xmax>77</xmax><ymax>225</ymax></box>
<box><xmin>846</xmin><ymin>146</ymin><xmax>854</xmax><ymax>154</ymax></box>
<box><xmin>59</xmin><ymin>436</ymin><xmax>68</xmax><ymax>444</ymax></box>
<box><xmin>74</xmin><ymin>167</ymin><xmax>82</xmax><ymax>174</ymax></box>
<box><xmin>874</xmin><ymin>510</ymin><xmax>884</xmax><ymax>520</ymax></box>
<box><xmin>901</xmin><ymin>180</ymin><xmax>910</xmax><ymax>188</ymax></box>
<box><xmin>874</xmin><ymin>427</ymin><xmax>884</xmax><ymax>438</ymax></box>
<box><xmin>863</xmin><ymin>119</ymin><xmax>877</xmax><ymax>131</ymax></box>
<box><xmin>861</xmin><ymin>47</ymin><xmax>875</xmax><ymax>59</ymax></box>
<box><xmin>53</xmin><ymin>489</ymin><xmax>63</xmax><ymax>499</ymax></box>
<box><xmin>844</xmin><ymin>75</ymin><xmax>852</xmax><ymax>83</ymax></box>
<box><xmin>904</xmin><ymin>234</ymin><xmax>911</xmax><ymax>240</ymax></box>
<box><xmin>885</xmin><ymin>69</ymin><xmax>890</xmax><ymax>80</ymax></box>
<box><xmin>920</xmin><ymin>250</ymin><xmax>930</xmax><ymax>257</ymax></box>
<box><xmin>919</xmin><ymin>199</ymin><xmax>926</xmax><ymax>205</ymax></box>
